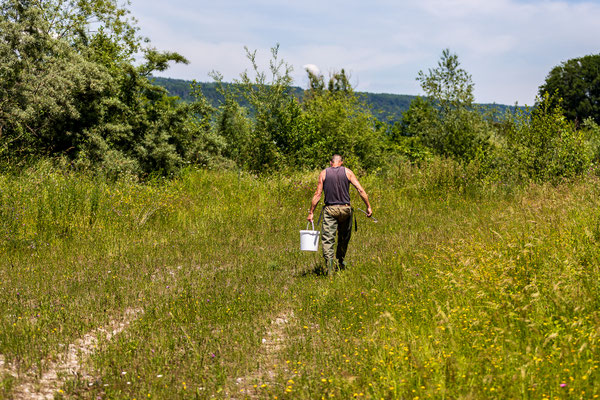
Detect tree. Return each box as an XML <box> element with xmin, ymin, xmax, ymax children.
<box><xmin>417</xmin><ymin>48</ymin><xmax>474</xmax><ymax>111</ymax></box>
<box><xmin>233</xmin><ymin>44</ymin><xmax>303</xmax><ymax>172</ymax></box>
<box><xmin>0</xmin><ymin>0</ymin><xmax>112</xmax><ymax>160</ymax></box>
<box><xmin>396</xmin><ymin>97</ymin><xmax>437</xmax><ymax>138</ymax></box>
<box><xmin>412</xmin><ymin>49</ymin><xmax>489</xmax><ymax>162</ymax></box>
<box><xmin>539</xmin><ymin>54</ymin><xmax>600</xmax><ymax>125</ymax></box>
<box><xmin>299</xmin><ymin>69</ymin><xmax>384</xmax><ymax>170</ymax></box>
<box><xmin>210</xmin><ymin>74</ymin><xmax>252</xmax><ymax>168</ymax></box>
<box><xmin>0</xmin><ymin>0</ymin><xmax>220</xmax><ymax>176</ymax></box>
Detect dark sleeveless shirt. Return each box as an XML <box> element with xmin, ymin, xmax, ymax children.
<box><xmin>324</xmin><ymin>167</ymin><xmax>351</xmax><ymax>205</ymax></box>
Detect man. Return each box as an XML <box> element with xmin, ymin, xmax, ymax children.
<box><xmin>307</xmin><ymin>154</ymin><xmax>372</xmax><ymax>275</ymax></box>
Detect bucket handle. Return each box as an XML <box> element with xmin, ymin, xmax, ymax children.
<box><xmin>306</xmin><ymin>220</ymin><xmax>315</xmax><ymax>231</ymax></box>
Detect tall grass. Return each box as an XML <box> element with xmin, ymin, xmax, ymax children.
<box><xmin>1</xmin><ymin>161</ymin><xmax>600</xmax><ymax>399</ymax></box>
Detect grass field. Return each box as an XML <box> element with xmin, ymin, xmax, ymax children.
<box><xmin>1</xmin><ymin>162</ymin><xmax>600</xmax><ymax>399</ymax></box>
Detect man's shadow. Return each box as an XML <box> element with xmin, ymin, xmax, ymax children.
<box><xmin>296</xmin><ymin>261</ymin><xmax>346</xmax><ymax>278</ymax></box>
<box><xmin>297</xmin><ymin>261</ymin><xmax>328</xmax><ymax>277</ymax></box>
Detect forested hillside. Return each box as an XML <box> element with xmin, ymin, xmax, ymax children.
<box><xmin>152</xmin><ymin>76</ymin><xmax>519</xmax><ymax>122</ymax></box>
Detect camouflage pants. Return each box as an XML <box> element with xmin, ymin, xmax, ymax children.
<box><xmin>321</xmin><ymin>205</ymin><xmax>353</xmax><ymax>264</ymax></box>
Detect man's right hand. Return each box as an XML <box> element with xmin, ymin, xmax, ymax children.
<box><xmin>307</xmin><ymin>211</ymin><xmax>314</xmax><ymax>222</ymax></box>
<box><xmin>366</xmin><ymin>207</ymin><xmax>373</xmax><ymax>217</ymax></box>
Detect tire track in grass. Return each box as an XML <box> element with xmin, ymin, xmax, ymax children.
<box><xmin>234</xmin><ymin>311</ymin><xmax>295</xmax><ymax>399</ymax></box>
<box><xmin>3</xmin><ymin>307</ymin><xmax>142</xmax><ymax>400</ymax></box>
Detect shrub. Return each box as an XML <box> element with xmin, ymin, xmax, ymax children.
<box><xmin>504</xmin><ymin>94</ymin><xmax>590</xmax><ymax>182</ymax></box>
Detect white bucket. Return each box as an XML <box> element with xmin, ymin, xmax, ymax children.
<box><xmin>300</xmin><ymin>221</ymin><xmax>320</xmax><ymax>251</ymax></box>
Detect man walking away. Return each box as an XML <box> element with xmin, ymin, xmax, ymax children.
<box><xmin>307</xmin><ymin>154</ymin><xmax>372</xmax><ymax>275</ymax></box>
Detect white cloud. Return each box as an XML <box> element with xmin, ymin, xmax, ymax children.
<box><xmin>302</xmin><ymin>64</ymin><xmax>321</xmax><ymax>76</ymax></box>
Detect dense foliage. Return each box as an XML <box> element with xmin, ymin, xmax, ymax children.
<box><xmin>206</xmin><ymin>48</ymin><xmax>385</xmax><ymax>173</ymax></box>
<box><xmin>0</xmin><ymin>0</ymin><xmax>219</xmax><ymax>176</ymax></box>
<box><xmin>197</xmin><ymin>46</ymin><xmax>593</xmax><ymax>182</ymax></box>
<box><xmin>0</xmin><ymin>1</ymin><xmax>595</xmax><ymax>183</ymax></box>
<box><xmin>502</xmin><ymin>94</ymin><xmax>590</xmax><ymax>182</ymax></box>
<box><xmin>539</xmin><ymin>53</ymin><xmax>600</xmax><ymax>125</ymax></box>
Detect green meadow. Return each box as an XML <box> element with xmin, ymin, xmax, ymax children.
<box><xmin>1</xmin><ymin>162</ymin><xmax>600</xmax><ymax>399</ymax></box>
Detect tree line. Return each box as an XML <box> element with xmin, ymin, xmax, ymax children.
<box><xmin>152</xmin><ymin>77</ymin><xmax>520</xmax><ymax>125</ymax></box>
<box><xmin>152</xmin><ymin>77</ymin><xmax>417</xmax><ymax>123</ymax></box>
<box><xmin>1</xmin><ymin>0</ymin><xmax>599</xmax><ymax>183</ymax></box>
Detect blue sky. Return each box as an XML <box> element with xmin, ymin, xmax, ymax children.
<box><xmin>129</xmin><ymin>0</ymin><xmax>600</xmax><ymax>105</ymax></box>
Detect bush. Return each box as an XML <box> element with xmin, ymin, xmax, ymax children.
<box><xmin>503</xmin><ymin>94</ymin><xmax>591</xmax><ymax>182</ymax></box>
<box><xmin>581</xmin><ymin>118</ymin><xmax>600</xmax><ymax>164</ymax></box>
<box><xmin>298</xmin><ymin>89</ymin><xmax>385</xmax><ymax>171</ymax></box>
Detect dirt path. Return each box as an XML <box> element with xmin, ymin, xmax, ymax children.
<box><xmin>234</xmin><ymin>311</ymin><xmax>294</xmax><ymax>398</ymax></box>
<box><xmin>4</xmin><ymin>307</ymin><xmax>142</xmax><ymax>400</ymax></box>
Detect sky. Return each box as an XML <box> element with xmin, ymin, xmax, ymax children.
<box><xmin>128</xmin><ymin>0</ymin><xmax>600</xmax><ymax>106</ymax></box>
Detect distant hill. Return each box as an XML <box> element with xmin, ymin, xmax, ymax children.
<box><xmin>151</xmin><ymin>76</ymin><xmax>521</xmax><ymax>122</ymax></box>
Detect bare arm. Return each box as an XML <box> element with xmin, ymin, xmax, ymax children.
<box><xmin>307</xmin><ymin>170</ymin><xmax>326</xmax><ymax>222</ymax></box>
<box><xmin>346</xmin><ymin>168</ymin><xmax>372</xmax><ymax>217</ymax></box>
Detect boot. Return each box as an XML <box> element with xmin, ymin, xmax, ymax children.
<box><xmin>326</xmin><ymin>259</ymin><xmax>335</xmax><ymax>277</ymax></box>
